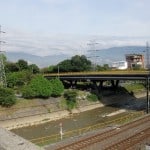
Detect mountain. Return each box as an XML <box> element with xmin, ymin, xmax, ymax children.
<box><xmin>6</xmin><ymin>52</ymin><xmax>70</xmax><ymax>68</ymax></box>
<box><xmin>6</xmin><ymin>46</ymin><xmax>147</xmax><ymax>67</ymax></box>
<box><xmin>87</xmin><ymin>46</ymin><xmax>146</xmax><ymax>65</ymax></box>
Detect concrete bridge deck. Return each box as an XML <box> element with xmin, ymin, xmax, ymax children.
<box><xmin>44</xmin><ymin>71</ymin><xmax>150</xmax><ymax>80</ymax></box>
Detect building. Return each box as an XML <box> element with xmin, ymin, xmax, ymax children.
<box><xmin>125</xmin><ymin>54</ymin><xmax>144</xmax><ymax>69</ymax></box>
<box><xmin>111</xmin><ymin>61</ymin><xmax>128</xmax><ymax>70</ymax></box>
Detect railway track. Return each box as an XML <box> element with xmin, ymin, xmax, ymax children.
<box><xmin>55</xmin><ymin>115</ymin><xmax>150</xmax><ymax>150</ymax></box>
<box><xmin>105</xmin><ymin>127</ymin><xmax>150</xmax><ymax>150</ymax></box>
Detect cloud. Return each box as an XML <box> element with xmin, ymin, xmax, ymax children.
<box><xmin>2</xmin><ymin>29</ymin><xmax>150</xmax><ymax>57</ymax></box>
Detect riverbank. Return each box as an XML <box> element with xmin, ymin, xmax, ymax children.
<box><xmin>0</xmin><ymin>103</ymin><xmax>104</xmax><ymax>130</ymax></box>
<box><xmin>0</xmin><ymin>91</ymin><xmax>146</xmax><ymax>130</ymax></box>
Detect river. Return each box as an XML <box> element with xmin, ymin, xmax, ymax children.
<box><xmin>11</xmin><ymin>105</ymin><xmax>129</xmax><ymax>141</ymax></box>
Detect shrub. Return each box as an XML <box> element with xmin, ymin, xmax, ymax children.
<box><xmin>7</xmin><ymin>71</ymin><xmax>33</xmax><ymax>88</ymax></box>
<box><xmin>0</xmin><ymin>87</ymin><xmax>16</xmax><ymax>107</ymax></box>
<box><xmin>64</xmin><ymin>90</ymin><xmax>77</xmax><ymax>111</ymax></box>
<box><xmin>50</xmin><ymin>78</ymin><xmax>64</xmax><ymax>97</ymax></box>
<box><xmin>22</xmin><ymin>86</ymin><xmax>36</xmax><ymax>99</ymax></box>
<box><xmin>22</xmin><ymin>75</ymin><xmax>52</xmax><ymax>99</ymax></box>
<box><xmin>87</xmin><ymin>93</ymin><xmax>98</xmax><ymax>102</ymax></box>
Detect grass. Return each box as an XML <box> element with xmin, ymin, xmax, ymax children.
<box><xmin>123</xmin><ymin>83</ymin><xmax>145</xmax><ymax>93</ymax></box>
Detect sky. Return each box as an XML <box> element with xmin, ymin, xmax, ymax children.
<box><xmin>0</xmin><ymin>0</ymin><xmax>150</xmax><ymax>56</ymax></box>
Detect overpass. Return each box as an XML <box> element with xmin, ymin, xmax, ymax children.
<box><xmin>44</xmin><ymin>71</ymin><xmax>150</xmax><ymax>113</ymax></box>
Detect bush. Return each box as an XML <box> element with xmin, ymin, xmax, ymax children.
<box><xmin>0</xmin><ymin>87</ymin><xmax>16</xmax><ymax>107</ymax></box>
<box><xmin>22</xmin><ymin>75</ymin><xmax>52</xmax><ymax>99</ymax></box>
<box><xmin>50</xmin><ymin>78</ymin><xmax>64</xmax><ymax>97</ymax></box>
<box><xmin>22</xmin><ymin>86</ymin><xmax>36</xmax><ymax>99</ymax></box>
<box><xmin>87</xmin><ymin>93</ymin><xmax>98</xmax><ymax>102</ymax></box>
<box><xmin>7</xmin><ymin>71</ymin><xmax>33</xmax><ymax>88</ymax></box>
<box><xmin>64</xmin><ymin>90</ymin><xmax>77</xmax><ymax>111</ymax></box>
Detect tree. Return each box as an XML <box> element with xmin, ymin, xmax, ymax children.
<box><xmin>0</xmin><ymin>87</ymin><xmax>16</xmax><ymax>107</ymax></box>
<box><xmin>50</xmin><ymin>78</ymin><xmax>64</xmax><ymax>97</ymax></box>
<box><xmin>17</xmin><ymin>59</ymin><xmax>28</xmax><ymax>71</ymax></box>
<box><xmin>57</xmin><ymin>59</ymin><xmax>72</xmax><ymax>72</ymax></box>
<box><xmin>103</xmin><ymin>64</ymin><xmax>110</xmax><ymax>70</ymax></box>
<box><xmin>7</xmin><ymin>71</ymin><xmax>33</xmax><ymax>88</ymax></box>
<box><xmin>97</xmin><ymin>64</ymin><xmax>110</xmax><ymax>71</ymax></box>
<box><xmin>71</xmin><ymin>55</ymin><xmax>92</xmax><ymax>71</ymax></box>
<box><xmin>41</xmin><ymin>66</ymin><xmax>55</xmax><ymax>73</ymax></box>
<box><xmin>28</xmin><ymin>64</ymin><xmax>40</xmax><ymax>74</ymax></box>
<box><xmin>57</xmin><ymin>55</ymin><xmax>92</xmax><ymax>72</ymax></box>
<box><xmin>22</xmin><ymin>75</ymin><xmax>52</xmax><ymax>98</ymax></box>
<box><xmin>5</xmin><ymin>62</ymin><xmax>19</xmax><ymax>73</ymax></box>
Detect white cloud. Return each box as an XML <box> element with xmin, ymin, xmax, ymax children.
<box><xmin>2</xmin><ymin>29</ymin><xmax>150</xmax><ymax>57</ymax></box>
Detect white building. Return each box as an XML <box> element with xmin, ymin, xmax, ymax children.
<box><xmin>111</xmin><ymin>61</ymin><xmax>128</xmax><ymax>70</ymax></box>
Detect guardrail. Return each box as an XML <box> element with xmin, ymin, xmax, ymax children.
<box><xmin>30</xmin><ymin>111</ymin><xmax>144</xmax><ymax>146</ymax></box>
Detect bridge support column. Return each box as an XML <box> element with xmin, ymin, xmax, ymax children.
<box><xmin>116</xmin><ymin>80</ymin><xmax>119</xmax><ymax>87</ymax></box>
<box><xmin>70</xmin><ymin>80</ymin><xmax>77</xmax><ymax>89</ymax></box>
<box><xmin>100</xmin><ymin>81</ymin><xmax>104</xmax><ymax>88</ymax></box>
<box><xmin>111</xmin><ymin>80</ymin><xmax>119</xmax><ymax>89</ymax></box>
<box><xmin>92</xmin><ymin>81</ymin><xmax>98</xmax><ymax>90</ymax></box>
<box><xmin>98</xmin><ymin>81</ymin><xmax>104</xmax><ymax>91</ymax></box>
<box><xmin>111</xmin><ymin>80</ymin><xmax>119</xmax><ymax>88</ymax></box>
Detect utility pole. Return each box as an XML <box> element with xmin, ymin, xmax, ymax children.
<box><xmin>87</xmin><ymin>40</ymin><xmax>99</xmax><ymax>71</ymax></box>
<box><xmin>146</xmin><ymin>42</ymin><xmax>150</xmax><ymax>69</ymax></box>
<box><xmin>146</xmin><ymin>42</ymin><xmax>150</xmax><ymax>113</ymax></box>
<box><xmin>0</xmin><ymin>25</ymin><xmax>7</xmax><ymax>88</ymax></box>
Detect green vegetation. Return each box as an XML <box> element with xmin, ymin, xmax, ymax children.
<box><xmin>50</xmin><ymin>78</ymin><xmax>64</xmax><ymax>97</ymax></box>
<box><xmin>64</xmin><ymin>90</ymin><xmax>77</xmax><ymax>111</ymax></box>
<box><xmin>1</xmin><ymin>54</ymin><xmax>146</xmax><ymax>109</ymax></box>
<box><xmin>0</xmin><ymin>87</ymin><xmax>16</xmax><ymax>107</ymax></box>
<box><xmin>96</xmin><ymin>64</ymin><xmax>110</xmax><ymax>71</ymax></box>
<box><xmin>87</xmin><ymin>93</ymin><xmax>98</xmax><ymax>102</ymax></box>
<box><xmin>7</xmin><ymin>71</ymin><xmax>33</xmax><ymax>88</ymax></box>
<box><xmin>22</xmin><ymin>75</ymin><xmax>52</xmax><ymax>99</ymax></box>
<box><xmin>124</xmin><ymin>83</ymin><xmax>145</xmax><ymax>93</ymax></box>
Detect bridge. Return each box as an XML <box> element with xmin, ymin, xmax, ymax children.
<box><xmin>44</xmin><ymin>70</ymin><xmax>150</xmax><ymax>113</ymax></box>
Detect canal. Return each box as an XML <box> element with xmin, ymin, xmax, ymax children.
<box><xmin>11</xmin><ymin>105</ymin><xmax>132</xmax><ymax>141</ymax></box>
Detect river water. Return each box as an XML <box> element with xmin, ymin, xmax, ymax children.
<box><xmin>11</xmin><ymin>105</ymin><xmax>129</xmax><ymax>141</ymax></box>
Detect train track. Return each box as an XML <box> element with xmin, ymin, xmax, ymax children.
<box><xmin>54</xmin><ymin>115</ymin><xmax>150</xmax><ymax>150</ymax></box>
<box><xmin>104</xmin><ymin>127</ymin><xmax>150</xmax><ymax>150</ymax></box>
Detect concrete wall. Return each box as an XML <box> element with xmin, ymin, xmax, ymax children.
<box><xmin>0</xmin><ymin>127</ymin><xmax>44</xmax><ymax>150</ymax></box>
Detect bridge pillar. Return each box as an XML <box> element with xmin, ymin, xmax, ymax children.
<box><xmin>70</xmin><ymin>80</ymin><xmax>77</xmax><ymax>89</ymax></box>
<box><xmin>111</xmin><ymin>80</ymin><xmax>120</xmax><ymax>89</ymax></box>
<box><xmin>98</xmin><ymin>80</ymin><xmax>104</xmax><ymax>91</ymax></box>
<box><xmin>92</xmin><ymin>81</ymin><xmax>98</xmax><ymax>90</ymax></box>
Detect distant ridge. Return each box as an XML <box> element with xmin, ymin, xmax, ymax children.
<box><xmin>6</xmin><ymin>46</ymin><xmax>146</xmax><ymax>67</ymax></box>
<box><xmin>87</xmin><ymin>46</ymin><xmax>146</xmax><ymax>64</ymax></box>
<box><xmin>6</xmin><ymin>52</ymin><xmax>70</xmax><ymax>68</ymax></box>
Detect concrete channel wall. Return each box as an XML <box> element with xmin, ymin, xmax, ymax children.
<box><xmin>0</xmin><ymin>127</ymin><xmax>44</xmax><ymax>150</ymax></box>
